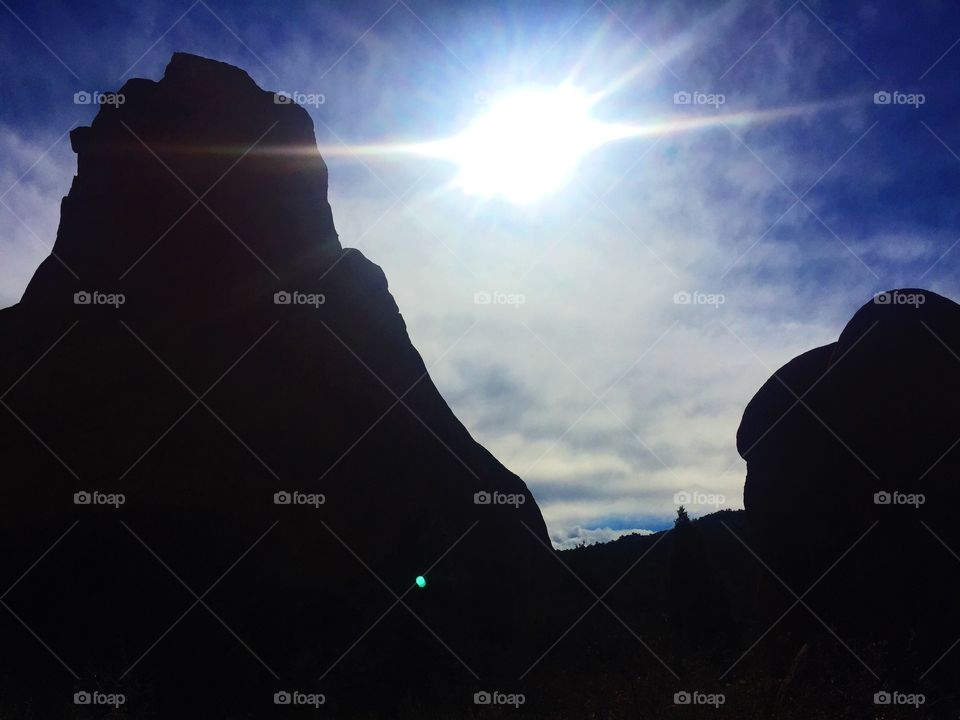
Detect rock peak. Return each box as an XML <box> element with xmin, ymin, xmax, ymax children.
<box><xmin>30</xmin><ymin>53</ymin><xmax>339</xmax><ymax>315</ymax></box>
<box><xmin>0</xmin><ymin>53</ymin><xmax>553</xmax><ymax>715</ymax></box>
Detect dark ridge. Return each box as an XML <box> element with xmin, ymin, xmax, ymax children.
<box><xmin>0</xmin><ymin>52</ymin><xmax>558</xmax><ymax>717</ymax></box>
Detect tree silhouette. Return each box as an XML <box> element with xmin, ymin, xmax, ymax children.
<box><xmin>667</xmin><ymin>505</ymin><xmax>734</xmax><ymax>652</ymax></box>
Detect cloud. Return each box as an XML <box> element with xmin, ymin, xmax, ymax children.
<box><xmin>0</xmin><ymin>125</ymin><xmax>76</xmax><ymax>307</ymax></box>
<box><xmin>5</xmin><ymin>0</ymin><xmax>960</xmax><ymax>544</ymax></box>
<box><xmin>551</xmin><ymin>525</ymin><xmax>653</xmax><ymax>550</ymax></box>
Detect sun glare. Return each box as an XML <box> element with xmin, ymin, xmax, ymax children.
<box><xmin>317</xmin><ymin>85</ymin><xmax>833</xmax><ymax>207</ymax></box>
<box><xmin>423</xmin><ymin>86</ymin><xmax>606</xmax><ymax>205</ymax></box>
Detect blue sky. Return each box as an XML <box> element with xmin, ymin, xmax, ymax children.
<box><xmin>3</xmin><ymin>0</ymin><xmax>960</xmax><ymax>547</ymax></box>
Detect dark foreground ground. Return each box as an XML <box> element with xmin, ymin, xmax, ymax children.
<box><xmin>4</xmin><ymin>509</ymin><xmax>949</xmax><ymax>719</ymax></box>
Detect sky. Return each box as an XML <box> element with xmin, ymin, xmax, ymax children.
<box><xmin>3</xmin><ymin>0</ymin><xmax>960</xmax><ymax>548</ymax></box>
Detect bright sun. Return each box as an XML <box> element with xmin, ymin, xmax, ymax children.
<box><xmin>325</xmin><ymin>83</ymin><xmax>816</xmax><ymax>206</ymax></box>
<box><xmin>424</xmin><ymin>86</ymin><xmax>607</xmax><ymax>205</ymax></box>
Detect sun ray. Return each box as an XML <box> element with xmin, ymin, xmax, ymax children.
<box><xmin>312</xmin><ymin>92</ymin><xmax>853</xmax><ymax>204</ymax></box>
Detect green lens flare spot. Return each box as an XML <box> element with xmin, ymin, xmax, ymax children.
<box><xmin>415</xmin><ymin>575</ymin><xmax>427</xmax><ymax>589</ymax></box>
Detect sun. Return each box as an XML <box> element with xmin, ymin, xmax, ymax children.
<box><xmin>423</xmin><ymin>86</ymin><xmax>608</xmax><ymax>205</ymax></box>
<box><xmin>317</xmin><ymin>84</ymin><xmax>826</xmax><ymax>206</ymax></box>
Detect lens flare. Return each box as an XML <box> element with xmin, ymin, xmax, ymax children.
<box><xmin>415</xmin><ymin>86</ymin><xmax>607</xmax><ymax>205</ymax></box>
<box><xmin>313</xmin><ymin>86</ymin><xmax>847</xmax><ymax>207</ymax></box>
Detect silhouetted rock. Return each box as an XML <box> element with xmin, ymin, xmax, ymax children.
<box><xmin>738</xmin><ymin>288</ymin><xmax>960</xmax><ymax>691</ymax></box>
<box><xmin>0</xmin><ymin>53</ymin><xmax>554</xmax><ymax>717</ymax></box>
<box><xmin>8</xmin><ymin>51</ymin><xmax>952</xmax><ymax>720</ymax></box>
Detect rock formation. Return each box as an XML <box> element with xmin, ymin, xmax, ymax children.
<box><xmin>738</xmin><ymin>289</ymin><xmax>960</xmax><ymax>685</ymax></box>
<box><xmin>0</xmin><ymin>53</ymin><xmax>554</xmax><ymax>716</ymax></box>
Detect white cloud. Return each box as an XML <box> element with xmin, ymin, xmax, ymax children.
<box><xmin>0</xmin><ymin>125</ymin><xmax>76</xmax><ymax>307</ymax></box>
<box><xmin>5</xmin><ymin>3</ymin><xmax>957</xmax><ymax>544</ymax></box>
<box><xmin>551</xmin><ymin>525</ymin><xmax>653</xmax><ymax>550</ymax></box>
